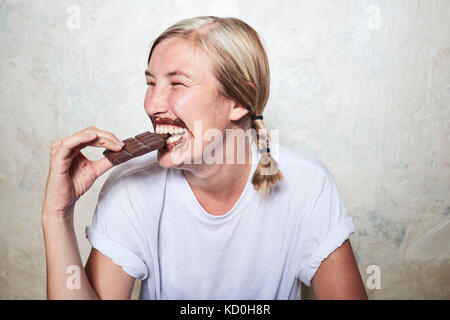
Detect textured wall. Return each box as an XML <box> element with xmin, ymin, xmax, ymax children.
<box><xmin>0</xmin><ymin>0</ymin><xmax>449</xmax><ymax>299</ymax></box>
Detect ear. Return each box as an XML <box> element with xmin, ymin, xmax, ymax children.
<box><xmin>229</xmin><ymin>102</ymin><xmax>249</xmax><ymax>121</ymax></box>
<box><xmin>228</xmin><ymin>81</ymin><xmax>254</xmax><ymax>121</ymax></box>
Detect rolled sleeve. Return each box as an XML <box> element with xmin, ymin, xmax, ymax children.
<box><xmin>297</xmin><ymin>174</ymin><xmax>355</xmax><ymax>287</ymax></box>
<box><xmin>85</xmin><ymin>178</ymin><xmax>149</xmax><ymax>280</ymax></box>
<box><xmin>299</xmin><ymin>216</ymin><xmax>354</xmax><ymax>286</ymax></box>
<box><xmin>85</xmin><ymin>226</ymin><xmax>148</xmax><ymax>280</ymax></box>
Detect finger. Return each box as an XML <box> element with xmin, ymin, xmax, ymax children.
<box><xmin>82</xmin><ymin>127</ymin><xmax>124</xmax><ymax>152</ymax></box>
<box><xmin>88</xmin><ymin>127</ymin><xmax>122</xmax><ymax>146</ymax></box>
<box><xmin>73</xmin><ymin>136</ymin><xmax>124</xmax><ymax>155</ymax></box>
<box><xmin>91</xmin><ymin>157</ymin><xmax>114</xmax><ymax>177</ymax></box>
<box><xmin>95</xmin><ymin>136</ymin><xmax>124</xmax><ymax>151</ymax></box>
<box><xmin>54</xmin><ymin>132</ymin><xmax>99</xmax><ymax>160</ymax></box>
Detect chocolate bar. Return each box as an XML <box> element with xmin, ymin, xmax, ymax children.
<box><xmin>103</xmin><ymin>132</ymin><xmax>170</xmax><ymax>165</ymax></box>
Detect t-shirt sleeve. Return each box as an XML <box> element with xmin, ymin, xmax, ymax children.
<box><xmin>85</xmin><ymin>180</ymin><xmax>149</xmax><ymax>280</ymax></box>
<box><xmin>297</xmin><ymin>173</ymin><xmax>355</xmax><ymax>287</ymax></box>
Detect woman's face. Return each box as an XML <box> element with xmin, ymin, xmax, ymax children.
<box><xmin>144</xmin><ymin>37</ymin><xmax>233</xmax><ymax>168</ymax></box>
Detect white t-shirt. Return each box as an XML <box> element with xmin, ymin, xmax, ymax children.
<box><xmin>85</xmin><ymin>142</ymin><xmax>355</xmax><ymax>300</ymax></box>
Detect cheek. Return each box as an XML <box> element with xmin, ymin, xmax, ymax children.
<box><xmin>171</xmin><ymin>89</ymin><xmax>220</xmax><ymax>130</ymax></box>
<box><xmin>170</xmin><ymin>91</ymin><xmax>190</xmax><ymax>108</ymax></box>
<box><xmin>171</xmin><ymin>90</ymin><xmax>200</xmax><ymax>120</ymax></box>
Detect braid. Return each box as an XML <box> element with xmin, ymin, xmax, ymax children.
<box><xmin>251</xmin><ymin>115</ymin><xmax>283</xmax><ymax>198</ymax></box>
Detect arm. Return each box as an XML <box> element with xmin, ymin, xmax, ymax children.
<box><xmin>42</xmin><ymin>213</ymin><xmax>135</xmax><ymax>299</ymax></box>
<box><xmin>85</xmin><ymin>248</ymin><xmax>135</xmax><ymax>299</ymax></box>
<box><xmin>42</xmin><ymin>209</ymin><xmax>99</xmax><ymax>299</ymax></box>
<box><xmin>42</xmin><ymin>126</ymin><xmax>134</xmax><ymax>299</ymax></box>
<box><xmin>311</xmin><ymin>239</ymin><xmax>368</xmax><ymax>299</ymax></box>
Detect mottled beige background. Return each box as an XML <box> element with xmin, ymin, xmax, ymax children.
<box><xmin>0</xmin><ymin>0</ymin><xmax>449</xmax><ymax>299</ymax></box>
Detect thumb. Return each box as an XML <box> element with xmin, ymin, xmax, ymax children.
<box><xmin>91</xmin><ymin>157</ymin><xmax>114</xmax><ymax>177</ymax></box>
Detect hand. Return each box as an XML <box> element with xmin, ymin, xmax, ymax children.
<box><xmin>42</xmin><ymin>126</ymin><xmax>124</xmax><ymax>219</ymax></box>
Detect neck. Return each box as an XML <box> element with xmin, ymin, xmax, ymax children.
<box><xmin>182</xmin><ymin>139</ymin><xmax>253</xmax><ymax>203</ymax></box>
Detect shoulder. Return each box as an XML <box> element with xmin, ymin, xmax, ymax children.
<box><xmin>100</xmin><ymin>152</ymin><xmax>168</xmax><ymax>199</ymax></box>
<box><xmin>262</xmin><ymin>144</ymin><xmax>337</xmax><ymax>214</ymax></box>
<box><xmin>271</xmin><ymin>146</ymin><xmax>350</xmax><ymax>233</ymax></box>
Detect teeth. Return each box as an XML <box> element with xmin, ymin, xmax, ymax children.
<box><xmin>155</xmin><ymin>124</ymin><xmax>187</xmax><ymax>135</ymax></box>
<box><xmin>167</xmin><ymin>135</ymin><xmax>183</xmax><ymax>143</ymax></box>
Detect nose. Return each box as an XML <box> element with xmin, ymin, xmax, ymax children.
<box><xmin>144</xmin><ymin>85</ymin><xmax>170</xmax><ymax>117</ymax></box>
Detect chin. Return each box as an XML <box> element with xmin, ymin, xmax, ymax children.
<box><xmin>157</xmin><ymin>150</ymin><xmax>184</xmax><ymax>168</ymax></box>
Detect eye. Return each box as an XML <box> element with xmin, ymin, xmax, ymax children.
<box><xmin>171</xmin><ymin>82</ymin><xmax>184</xmax><ymax>86</ymax></box>
<box><xmin>147</xmin><ymin>82</ymin><xmax>155</xmax><ymax>86</ymax></box>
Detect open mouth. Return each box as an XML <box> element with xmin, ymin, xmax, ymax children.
<box><xmin>151</xmin><ymin>116</ymin><xmax>191</xmax><ymax>152</ymax></box>
<box><xmin>155</xmin><ymin>124</ymin><xmax>188</xmax><ymax>152</ymax></box>
<box><xmin>164</xmin><ymin>131</ymin><xmax>187</xmax><ymax>152</ymax></box>
<box><xmin>150</xmin><ymin>117</ymin><xmax>192</xmax><ymax>152</ymax></box>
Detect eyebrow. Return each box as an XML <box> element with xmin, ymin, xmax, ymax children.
<box><xmin>145</xmin><ymin>70</ymin><xmax>192</xmax><ymax>79</ymax></box>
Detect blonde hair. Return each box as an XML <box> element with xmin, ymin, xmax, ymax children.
<box><xmin>148</xmin><ymin>16</ymin><xmax>282</xmax><ymax>197</ymax></box>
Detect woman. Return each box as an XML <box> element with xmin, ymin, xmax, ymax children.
<box><xmin>42</xmin><ymin>16</ymin><xmax>367</xmax><ymax>300</ymax></box>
